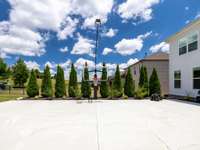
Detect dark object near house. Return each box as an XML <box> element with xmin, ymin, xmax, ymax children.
<box><xmin>196</xmin><ymin>90</ymin><xmax>200</xmax><ymax>102</ymax></box>
<box><xmin>151</xmin><ymin>93</ymin><xmax>161</xmax><ymax>101</ymax></box>
<box><xmin>0</xmin><ymin>82</ymin><xmax>6</xmax><ymax>90</ymax></box>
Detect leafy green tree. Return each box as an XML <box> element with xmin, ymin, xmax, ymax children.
<box><xmin>124</xmin><ymin>67</ymin><xmax>134</xmax><ymax>97</ymax></box>
<box><xmin>55</xmin><ymin>65</ymin><xmax>66</xmax><ymax>98</ymax></box>
<box><xmin>68</xmin><ymin>63</ymin><xmax>78</xmax><ymax>97</ymax></box>
<box><xmin>13</xmin><ymin>58</ymin><xmax>29</xmax><ymax>88</ymax></box>
<box><xmin>149</xmin><ymin>68</ymin><xmax>161</xmax><ymax>96</ymax></box>
<box><xmin>26</xmin><ymin>69</ymin><xmax>39</xmax><ymax>97</ymax></box>
<box><xmin>100</xmin><ymin>63</ymin><xmax>109</xmax><ymax>98</ymax></box>
<box><xmin>0</xmin><ymin>58</ymin><xmax>7</xmax><ymax>78</ymax></box>
<box><xmin>112</xmin><ymin>65</ymin><xmax>123</xmax><ymax>98</ymax></box>
<box><xmin>41</xmin><ymin>65</ymin><xmax>53</xmax><ymax>97</ymax></box>
<box><xmin>81</xmin><ymin>62</ymin><xmax>91</xmax><ymax>98</ymax></box>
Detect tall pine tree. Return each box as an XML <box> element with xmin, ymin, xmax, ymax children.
<box><xmin>149</xmin><ymin>68</ymin><xmax>161</xmax><ymax>96</ymax></box>
<box><xmin>41</xmin><ymin>65</ymin><xmax>53</xmax><ymax>97</ymax></box>
<box><xmin>124</xmin><ymin>67</ymin><xmax>134</xmax><ymax>97</ymax></box>
<box><xmin>55</xmin><ymin>65</ymin><xmax>66</xmax><ymax>98</ymax></box>
<box><xmin>81</xmin><ymin>62</ymin><xmax>91</xmax><ymax>98</ymax></box>
<box><xmin>112</xmin><ymin>65</ymin><xmax>123</xmax><ymax>98</ymax></box>
<box><xmin>138</xmin><ymin>65</ymin><xmax>148</xmax><ymax>96</ymax></box>
<box><xmin>26</xmin><ymin>69</ymin><xmax>39</xmax><ymax>97</ymax></box>
<box><xmin>100</xmin><ymin>63</ymin><xmax>109</xmax><ymax>98</ymax></box>
<box><xmin>68</xmin><ymin>63</ymin><xmax>78</xmax><ymax>97</ymax></box>
<box><xmin>0</xmin><ymin>58</ymin><xmax>7</xmax><ymax>78</ymax></box>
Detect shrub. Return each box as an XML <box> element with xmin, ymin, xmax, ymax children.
<box><xmin>55</xmin><ymin>65</ymin><xmax>66</xmax><ymax>98</ymax></box>
<box><xmin>135</xmin><ymin>87</ymin><xmax>148</xmax><ymax>99</ymax></box>
<box><xmin>68</xmin><ymin>63</ymin><xmax>78</xmax><ymax>97</ymax></box>
<box><xmin>100</xmin><ymin>63</ymin><xmax>109</xmax><ymax>98</ymax></box>
<box><xmin>26</xmin><ymin>69</ymin><xmax>39</xmax><ymax>97</ymax></box>
<box><xmin>112</xmin><ymin>65</ymin><xmax>123</xmax><ymax>98</ymax></box>
<box><xmin>81</xmin><ymin>62</ymin><xmax>91</xmax><ymax>98</ymax></box>
<box><xmin>138</xmin><ymin>65</ymin><xmax>148</xmax><ymax>97</ymax></box>
<box><xmin>124</xmin><ymin>67</ymin><xmax>134</xmax><ymax>97</ymax></box>
<box><xmin>41</xmin><ymin>65</ymin><xmax>53</xmax><ymax>97</ymax></box>
<box><xmin>149</xmin><ymin>68</ymin><xmax>161</xmax><ymax>96</ymax></box>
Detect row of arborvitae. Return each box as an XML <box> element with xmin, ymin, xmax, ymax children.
<box><xmin>8</xmin><ymin>58</ymin><xmax>160</xmax><ymax>98</ymax></box>
<box><xmin>135</xmin><ymin>65</ymin><xmax>161</xmax><ymax>99</ymax></box>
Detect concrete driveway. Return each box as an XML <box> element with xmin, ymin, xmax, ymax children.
<box><xmin>0</xmin><ymin>100</ymin><xmax>200</xmax><ymax>150</ymax></box>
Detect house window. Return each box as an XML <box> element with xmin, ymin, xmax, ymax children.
<box><xmin>178</xmin><ymin>32</ymin><xmax>198</xmax><ymax>55</ymax></box>
<box><xmin>174</xmin><ymin>71</ymin><xmax>181</xmax><ymax>88</ymax></box>
<box><xmin>193</xmin><ymin>67</ymin><xmax>200</xmax><ymax>89</ymax></box>
<box><xmin>188</xmin><ymin>33</ymin><xmax>198</xmax><ymax>52</ymax></box>
<box><xmin>179</xmin><ymin>38</ymin><xmax>187</xmax><ymax>55</ymax></box>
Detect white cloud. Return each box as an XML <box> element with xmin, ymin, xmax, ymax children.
<box><xmin>127</xmin><ymin>58</ymin><xmax>139</xmax><ymax>66</ymax></box>
<box><xmin>0</xmin><ymin>0</ymin><xmax>114</xmax><ymax>57</ymax></box>
<box><xmin>185</xmin><ymin>6</ymin><xmax>189</xmax><ymax>11</ymax></box>
<box><xmin>117</xmin><ymin>0</ymin><xmax>160</xmax><ymax>22</ymax></box>
<box><xmin>57</xmin><ymin>17</ymin><xmax>78</xmax><ymax>40</ymax></box>
<box><xmin>114</xmin><ymin>32</ymin><xmax>152</xmax><ymax>55</ymax></box>
<box><xmin>103</xmin><ymin>28</ymin><xmax>118</xmax><ymax>38</ymax></box>
<box><xmin>72</xmin><ymin>0</ymin><xmax>114</xmax><ymax>28</ymax></box>
<box><xmin>45</xmin><ymin>61</ymin><xmax>56</xmax><ymax>69</ymax></box>
<box><xmin>102</xmin><ymin>48</ymin><xmax>113</xmax><ymax>55</ymax></box>
<box><xmin>150</xmin><ymin>42</ymin><xmax>169</xmax><ymax>53</ymax></box>
<box><xmin>59</xmin><ymin>46</ymin><xmax>68</xmax><ymax>53</ymax></box>
<box><xmin>71</xmin><ymin>34</ymin><xmax>95</xmax><ymax>57</ymax></box>
<box><xmin>74</xmin><ymin>58</ymin><xmax>95</xmax><ymax>70</ymax></box>
<box><xmin>195</xmin><ymin>12</ymin><xmax>200</xmax><ymax>19</ymax></box>
<box><xmin>25</xmin><ymin>61</ymin><xmax>40</xmax><ymax>70</ymax></box>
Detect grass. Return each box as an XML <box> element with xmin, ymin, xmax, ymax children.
<box><xmin>0</xmin><ymin>89</ymin><xmax>25</xmax><ymax>102</ymax></box>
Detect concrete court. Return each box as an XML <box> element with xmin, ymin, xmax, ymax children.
<box><xmin>0</xmin><ymin>100</ymin><xmax>200</xmax><ymax>150</ymax></box>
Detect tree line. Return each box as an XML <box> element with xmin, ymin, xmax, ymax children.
<box><xmin>0</xmin><ymin>58</ymin><xmax>161</xmax><ymax>99</ymax></box>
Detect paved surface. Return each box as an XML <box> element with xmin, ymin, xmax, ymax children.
<box><xmin>0</xmin><ymin>100</ymin><xmax>200</xmax><ymax>150</ymax></box>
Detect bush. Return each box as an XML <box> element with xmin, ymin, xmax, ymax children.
<box><xmin>55</xmin><ymin>65</ymin><xmax>66</xmax><ymax>98</ymax></box>
<box><xmin>68</xmin><ymin>63</ymin><xmax>78</xmax><ymax>97</ymax></box>
<box><xmin>149</xmin><ymin>68</ymin><xmax>161</xmax><ymax>96</ymax></box>
<box><xmin>41</xmin><ymin>65</ymin><xmax>53</xmax><ymax>97</ymax></box>
<box><xmin>100</xmin><ymin>63</ymin><xmax>109</xmax><ymax>98</ymax></box>
<box><xmin>81</xmin><ymin>62</ymin><xmax>91</xmax><ymax>98</ymax></box>
<box><xmin>124</xmin><ymin>67</ymin><xmax>134</xmax><ymax>97</ymax></box>
<box><xmin>135</xmin><ymin>87</ymin><xmax>148</xmax><ymax>99</ymax></box>
<box><xmin>112</xmin><ymin>65</ymin><xmax>123</xmax><ymax>98</ymax></box>
<box><xmin>138</xmin><ymin>65</ymin><xmax>148</xmax><ymax>97</ymax></box>
<box><xmin>26</xmin><ymin>69</ymin><xmax>39</xmax><ymax>97</ymax></box>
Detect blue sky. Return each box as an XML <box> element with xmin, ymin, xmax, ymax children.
<box><xmin>0</xmin><ymin>0</ymin><xmax>200</xmax><ymax>78</ymax></box>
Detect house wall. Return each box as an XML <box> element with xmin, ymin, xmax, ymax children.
<box><xmin>169</xmin><ymin>21</ymin><xmax>200</xmax><ymax>97</ymax></box>
<box><xmin>130</xmin><ymin>60</ymin><xmax>169</xmax><ymax>96</ymax></box>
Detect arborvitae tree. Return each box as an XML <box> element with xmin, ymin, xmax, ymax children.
<box><xmin>124</xmin><ymin>67</ymin><xmax>134</xmax><ymax>97</ymax></box>
<box><xmin>143</xmin><ymin>66</ymin><xmax>149</xmax><ymax>92</ymax></box>
<box><xmin>41</xmin><ymin>65</ymin><xmax>53</xmax><ymax>97</ymax></box>
<box><xmin>68</xmin><ymin>63</ymin><xmax>78</xmax><ymax>97</ymax></box>
<box><xmin>13</xmin><ymin>58</ymin><xmax>29</xmax><ymax>88</ymax></box>
<box><xmin>138</xmin><ymin>65</ymin><xmax>148</xmax><ymax>96</ymax></box>
<box><xmin>139</xmin><ymin>65</ymin><xmax>145</xmax><ymax>88</ymax></box>
<box><xmin>100</xmin><ymin>63</ymin><xmax>109</xmax><ymax>98</ymax></box>
<box><xmin>0</xmin><ymin>58</ymin><xmax>7</xmax><ymax>78</ymax></box>
<box><xmin>81</xmin><ymin>62</ymin><xmax>91</xmax><ymax>98</ymax></box>
<box><xmin>34</xmin><ymin>69</ymin><xmax>40</xmax><ymax>79</ymax></box>
<box><xmin>26</xmin><ymin>69</ymin><xmax>39</xmax><ymax>97</ymax></box>
<box><xmin>112</xmin><ymin>65</ymin><xmax>123</xmax><ymax>98</ymax></box>
<box><xmin>55</xmin><ymin>65</ymin><xmax>66</xmax><ymax>98</ymax></box>
<box><xmin>149</xmin><ymin>68</ymin><xmax>161</xmax><ymax>96</ymax></box>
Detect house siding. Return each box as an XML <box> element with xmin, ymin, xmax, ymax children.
<box><xmin>130</xmin><ymin>60</ymin><xmax>169</xmax><ymax>96</ymax></box>
<box><xmin>168</xmin><ymin>20</ymin><xmax>200</xmax><ymax>97</ymax></box>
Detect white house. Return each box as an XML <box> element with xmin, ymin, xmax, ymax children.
<box><xmin>166</xmin><ymin>18</ymin><xmax>200</xmax><ymax>98</ymax></box>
